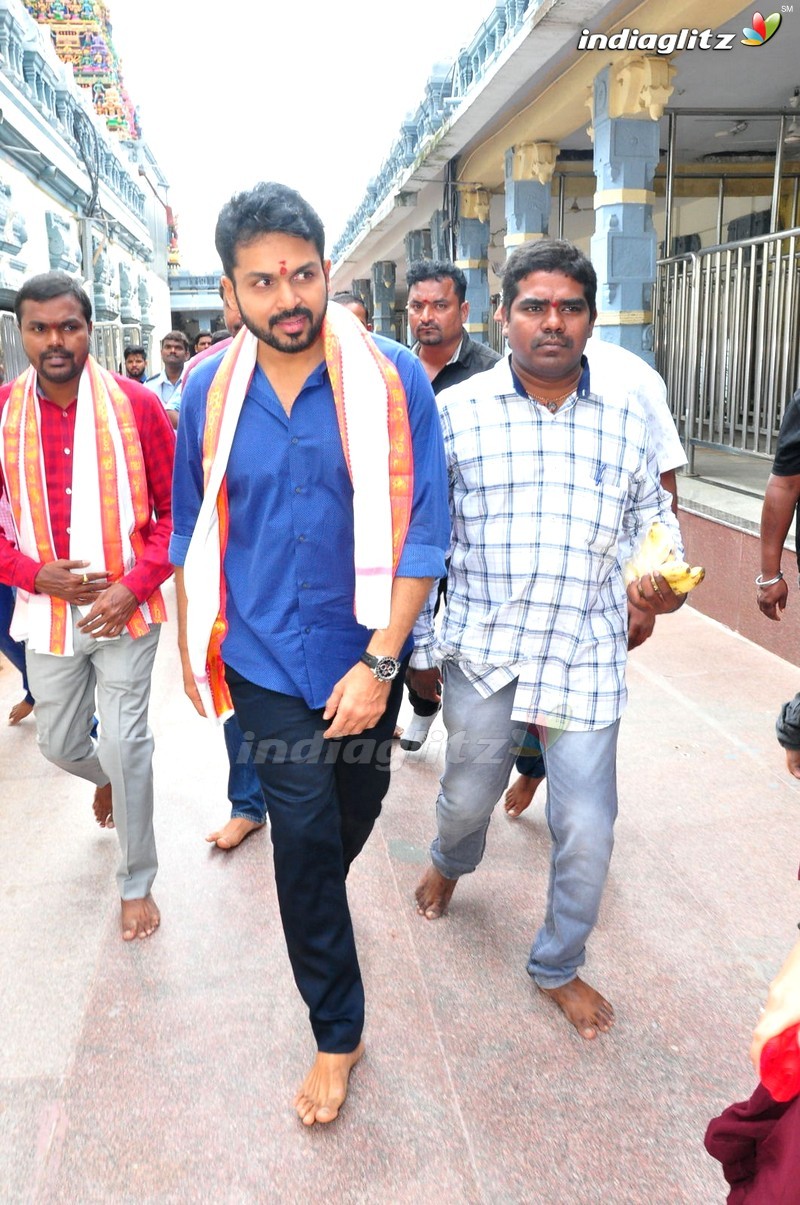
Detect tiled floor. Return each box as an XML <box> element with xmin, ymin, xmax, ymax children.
<box><xmin>1</xmin><ymin>588</ymin><xmax>798</xmax><ymax>1203</ymax></box>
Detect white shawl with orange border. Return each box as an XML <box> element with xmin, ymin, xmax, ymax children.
<box><xmin>0</xmin><ymin>356</ymin><xmax>167</xmax><ymax>655</ymax></box>
<box><xmin>182</xmin><ymin>302</ymin><xmax>413</xmax><ymax>721</ymax></box>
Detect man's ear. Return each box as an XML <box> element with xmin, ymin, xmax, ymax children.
<box><xmin>461</xmin><ymin>300</ymin><xmax>470</xmax><ymax>324</ymax></box>
<box><xmin>323</xmin><ymin>259</ymin><xmax>332</xmax><ymax>287</ymax></box>
<box><xmin>221</xmin><ymin>276</ymin><xmax>237</xmax><ymax>309</ymax></box>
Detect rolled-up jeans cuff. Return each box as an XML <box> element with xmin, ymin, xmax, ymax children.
<box><xmin>230</xmin><ymin>807</ymin><xmax>266</xmax><ymax>824</ymax></box>
<box><xmin>529</xmin><ymin>970</ymin><xmax>577</xmax><ymax>991</ymax></box>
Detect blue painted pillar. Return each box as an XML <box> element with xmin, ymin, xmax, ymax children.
<box><xmin>504</xmin><ymin>142</ymin><xmax>557</xmax><ymax>256</ymax></box>
<box><xmin>456</xmin><ymin>186</ymin><xmax>491</xmax><ymax>345</ymax></box>
<box><xmin>371</xmin><ymin>261</ymin><xmax>396</xmax><ymax>338</ymax></box>
<box><xmin>590</xmin><ymin>60</ymin><xmax>672</xmax><ymax>363</ymax></box>
<box><xmin>404</xmin><ymin>228</ymin><xmax>432</xmax><ymax>265</ymax></box>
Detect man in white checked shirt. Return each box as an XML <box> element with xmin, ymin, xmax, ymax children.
<box><xmin>409</xmin><ymin>239</ymin><xmax>685</xmax><ymax>1040</ymax></box>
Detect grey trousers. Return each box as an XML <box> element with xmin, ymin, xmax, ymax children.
<box><xmin>431</xmin><ymin>662</ymin><xmax>620</xmax><ymax>989</ymax></box>
<box><xmin>25</xmin><ymin>613</ymin><xmax>160</xmax><ymax>900</ymax></box>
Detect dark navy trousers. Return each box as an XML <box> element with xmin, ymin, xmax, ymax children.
<box><xmin>225</xmin><ymin>663</ymin><xmax>405</xmax><ymax>1053</ymax></box>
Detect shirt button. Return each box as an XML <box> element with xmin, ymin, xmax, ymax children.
<box><xmin>66</xmin><ymin>526</ymin><xmax>71</xmax><ymax>534</ymax></box>
<box><xmin>298</xmin><ymin>534</ymin><xmax>305</xmax><ymax>542</ymax></box>
<box><xmin>294</xmin><ymin>486</ymin><xmax>302</xmax><ymax>494</ymax></box>
<box><xmin>301</xmin><ymin>582</ymin><xmax>309</xmax><ymax>589</ymax></box>
<box><xmin>304</xmin><ymin>627</ymin><xmax>311</xmax><ymax>634</ymax></box>
<box><xmin>291</xmin><ymin>437</ymin><xmax>299</xmax><ymax>445</ymax></box>
<box><xmin>66</xmin><ymin>487</ymin><xmax>72</xmax><ymax>495</ymax></box>
<box><xmin>64</xmin><ymin>447</ymin><xmax>71</xmax><ymax>455</ymax></box>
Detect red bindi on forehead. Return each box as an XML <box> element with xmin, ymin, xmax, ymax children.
<box><xmin>279</xmin><ymin>261</ymin><xmax>288</xmax><ymax>276</ymax></box>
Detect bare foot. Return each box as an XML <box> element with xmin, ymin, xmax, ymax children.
<box><xmin>121</xmin><ymin>894</ymin><xmax>160</xmax><ymax>941</ymax></box>
<box><xmin>504</xmin><ymin>774</ymin><xmax>544</xmax><ymax>817</ymax></box>
<box><xmin>8</xmin><ymin>698</ymin><xmax>33</xmax><ymax>726</ymax></box>
<box><xmin>92</xmin><ymin>783</ymin><xmax>114</xmax><ymax>829</ymax></box>
<box><xmin>294</xmin><ymin>1042</ymin><xmax>365</xmax><ymax>1126</ymax></box>
<box><xmin>415</xmin><ymin>865</ymin><xmax>458</xmax><ymax>920</ymax></box>
<box><xmin>538</xmin><ymin>976</ymin><xmax>614</xmax><ymax>1040</ymax></box>
<box><xmin>206</xmin><ymin>816</ymin><xmax>264</xmax><ymax>849</ymax></box>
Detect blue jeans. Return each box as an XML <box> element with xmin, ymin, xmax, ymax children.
<box><xmin>223</xmin><ymin>713</ymin><xmax>266</xmax><ymax>822</ymax></box>
<box><xmin>431</xmin><ymin>663</ymin><xmax>620</xmax><ymax>989</ymax></box>
<box><xmin>0</xmin><ymin>584</ymin><xmax>33</xmax><ymax>703</ymax></box>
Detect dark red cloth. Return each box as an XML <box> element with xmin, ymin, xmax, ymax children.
<box><xmin>0</xmin><ymin>372</ymin><xmax>175</xmax><ymax>602</ymax></box>
<box><xmin>705</xmin><ymin>1081</ymin><xmax>800</xmax><ymax>1203</ymax></box>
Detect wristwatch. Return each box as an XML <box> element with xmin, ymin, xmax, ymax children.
<box><xmin>360</xmin><ymin>651</ymin><xmax>402</xmax><ymax>682</ymax></box>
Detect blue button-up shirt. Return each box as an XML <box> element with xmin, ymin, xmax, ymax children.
<box><xmin>170</xmin><ymin>336</ymin><xmax>449</xmax><ymax>709</ymax></box>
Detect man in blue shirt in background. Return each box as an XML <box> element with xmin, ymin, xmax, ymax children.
<box><xmin>170</xmin><ymin>182</ymin><xmax>448</xmax><ymax>1126</ymax></box>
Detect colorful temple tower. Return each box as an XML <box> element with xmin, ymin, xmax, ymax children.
<box><xmin>23</xmin><ymin>1</ymin><xmax>139</xmax><ymax>140</ymax></box>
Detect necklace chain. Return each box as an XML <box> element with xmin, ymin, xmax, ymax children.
<box><xmin>526</xmin><ymin>385</ymin><xmax>578</xmax><ymax>414</ymax></box>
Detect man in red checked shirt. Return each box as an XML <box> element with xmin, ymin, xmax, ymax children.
<box><xmin>0</xmin><ymin>272</ymin><xmax>175</xmax><ymax>941</ymax></box>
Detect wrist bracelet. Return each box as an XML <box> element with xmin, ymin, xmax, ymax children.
<box><xmin>756</xmin><ymin>571</ymin><xmax>784</xmax><ymax>588</ymax></box>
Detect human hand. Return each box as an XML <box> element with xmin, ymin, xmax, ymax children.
<box><xmin>34</xmin><ymin>559</ymin><xmax>108</xmax><ymax>606</ymax></box>
<box><xmin>76</xmin><ymin>582</ymin><xmax>137</xmax><ymax>639</ymax></box>
<box><xmin>178</xmin><ymin>645</ymin><xmax>206</xmax><ymax>717</ymax></box>
<box><xmin>626</xmin><ymin>602</ymin><xmax>656</xmax><ymax>650</ymax></box>
<box><xmin>405</xmin><ymin>666</ymin><xmax>442</xmax><ymax>703</ymax></box>
<box><xmin>323</xmin><ymin>662</ymin><xmax>391</xmax><ymax>739</ymax></box>
<box><xmin>626</xmin><ymin>572</ymin><xmax>685</xmax><ymax>615</ymax></box>
<box><xmin>757</xmin><ymin>578</ymin><xmax>789</xmax><ymax>621</ymax></box>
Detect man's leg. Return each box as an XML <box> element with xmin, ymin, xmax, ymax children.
<box><xmin>0</xmin><ymin>585</ymin><xmax>34</xmax><ymax>724</ymax></box>
<box><xmin>505</xmin><ymin>727</ymin><xmax>546</xmax><ymax>817</ymax></box>
<box><xmin>25</xmin><ymin>627</ymin><xmax>107</xmax><ymax>800</ymax></box>
<box><xmin>89</xmin><ymin>623</ymin><xmax>161</xmax><ymax>939</ymax></box>
<box><xmin>416</xmin><ymin>664</ymin><xmax>520</xmax><ymax>919</ymax></box>
<box><xmin>399</xmin><ymin>682</ymin><xmax>440</xmax><ymax>751</ymax></box>
<box><xmin>205</xmin><ymin>714</ymin><xmax>267</xmax><ymax>849</ymax></box>
<box><xmin>226</xmin><ymin>667</ymin><xmax>364</xmax><ymax>1125</ymax></box>
<box><xmin>334</xmin><ymin>665</ymin><xmax>406</xmax><ymax>872</ymax></box>
<box><xmin>527</xmin><ymin>720</ymin><xmax>620</xmax><ymax>1039</ymax></box>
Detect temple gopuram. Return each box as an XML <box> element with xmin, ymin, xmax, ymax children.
<box><xmin>22</xmin><ymin>0</ymin><xmax>140</xmax><ymax>140</ymax></box>
<box><xmin>0</xmin><ymin>0</ymin><xmax>177</xmax><ymax>376</ymax></box>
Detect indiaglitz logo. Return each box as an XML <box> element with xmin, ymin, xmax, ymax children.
<box><xmin>741</xmin><ymin>11</ymin><xmax>782</xmax><ymax>44</ymax></box>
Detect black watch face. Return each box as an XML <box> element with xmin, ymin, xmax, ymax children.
<box><xmin>374</xmin><ymin>657</ymin><xmax>399</xmax><ymax>681</ymax></box>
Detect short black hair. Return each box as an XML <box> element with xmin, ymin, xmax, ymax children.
<box><xmin>161</xmin><ymin>330</ymin><xmax>189</xmax><ymax>350</ymax></box>
<box><xmin>124</xmin><ymin>344</ymin><xmax>146</xmax><ymax>359</ymax></box>
<box><xmin>501</xmin><ymin>240</ymin><xmax>597</xmax><ymax>317</ymax></box>
<box><xmin>406</xmin><ymin>260</ymin><xmax>467</xmax><ymax>305</ymax></box>
<box><xmin>332</xmin><ymin>291</ymin><xmax>369</xmax><ymax>318</ymax></box>
<box><xmin>15</xmin><ymin>271</ymin><xmax>92</xmax><ymax>325</ymax></box>
<box><xmin>215</xmin><ymin>182</ymin><xmax>326</xmax><ymax>279</ymax></box>
<box><xmin>192</xmin><ymin>330</ymin><xmax>212</xmax><ymax>351</ymax></box>
<box><xmin>210</xmin><ymin>329</ymin><xmax>231</xmax><ymax>345</ymax></box>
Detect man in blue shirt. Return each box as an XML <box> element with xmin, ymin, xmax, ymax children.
<box><xmin>171</xmin><ymin>182</ymin><xmax>448</xmax><ymax>1126</ymax></box>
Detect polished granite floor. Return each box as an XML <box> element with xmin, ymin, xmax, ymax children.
<box><xmin>1</xmin><ymin>587</ymin><xmax>798</xmax><ymax>1203</ymax></box>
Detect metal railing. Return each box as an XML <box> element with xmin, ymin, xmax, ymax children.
<box><xmin>654</xmin><ymin>228</ymin><xmax>800</xmax><ymax>473</ymax></box>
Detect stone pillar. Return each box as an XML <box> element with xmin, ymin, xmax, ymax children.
<box><xmin>404</xmin><ymin>228</ymin><xmax>432</xmax><ymax>265</ymax></box>
<box><xmin>352</xmin><ymin>277</ymin><xmax>373</xmax><ymax>316</ymax></box>
<box><xmin>589</xmin><ymin>57</ymin><xmax>674</xmax><ymax>362</ymax></box>
<box><xmin>503</xmin><ymin>142</ymin><xmax>557</xmax><ymax>257</ymax></box>
<box><xmin>371</xmin><ymin>261</ymin><xmax>396</xmax><ymax>339</ymax></box>
<box><xmin>456</xmin><ymin>186</ymin><xmax>491</xmax><ymax>344</ymax></box>
<box><xmin>429</xmin><ymin>210</ymin><xmax>449</xmax><ymax>261</ymax></box>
